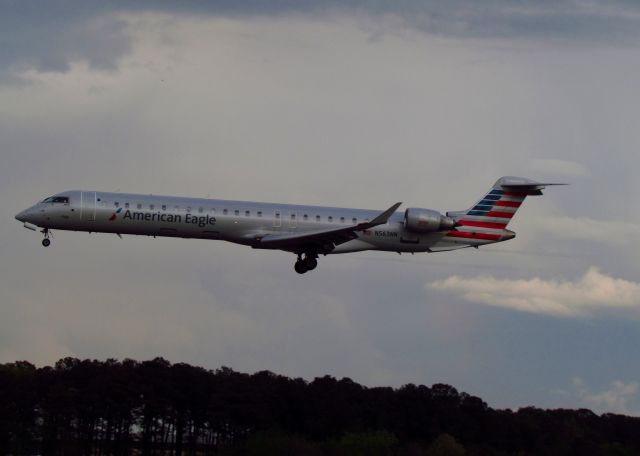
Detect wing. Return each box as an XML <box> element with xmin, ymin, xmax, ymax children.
<box><xmin>256</xmin><ymin>202</ymin><xmax>402</xmax><ymax>253</ymax></box>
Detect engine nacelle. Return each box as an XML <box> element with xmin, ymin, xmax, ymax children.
<box><xmin>404</xmin><ymin>208</ymin><xmax>456</xmax><ymax>233</ymax></box>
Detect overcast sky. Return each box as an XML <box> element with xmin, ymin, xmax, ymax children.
<box><xmin>2</xmin><ymin>0</ymin><xmax>640</xmax><ymax>415</ymax></box>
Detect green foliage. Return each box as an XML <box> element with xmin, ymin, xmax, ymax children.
<box><xmin>426</xmin><ymin>433</ymin><xmax>465</xmax><ymax>456</ymax></box>
<box><xmin>243</xmin><ymin>430</ymin><xmax>322</xmax><ymax>456</ymax></box>
<box><xmin>329</xmin><ymin>430</ymin><xmax>398</xmax><ymax>456</ymax></box>
<box><xmin>601</xmin><ymin>442</ymin><xmax>636</xmax><ymax>456</ymax></box>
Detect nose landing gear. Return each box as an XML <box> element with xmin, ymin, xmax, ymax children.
<box><xmin>41</xmin><ymin>229</ymin><xmax>52</xmax><ymax>247</ymax></box>
<box><xmin>294</xmin><ymin>252</ymin><xmax>318</xmax><ymax>274</ymax></box>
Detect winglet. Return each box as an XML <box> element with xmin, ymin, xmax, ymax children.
<box><xmin>363</xmin><ymin>202</ymin><xmax>402</xmax><ymax>228</ymax></box>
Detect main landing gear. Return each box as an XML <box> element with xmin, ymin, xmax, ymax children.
<box><xmin>41</xmin><ymin>228</ymin><xmax>51</xmax><ymax>247</ymax></box>
<box><xmin>294</xmin><ymin>252</ymin><xmax>318</xmax><ymax>274</ymax></box>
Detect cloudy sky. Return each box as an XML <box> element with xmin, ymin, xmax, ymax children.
<box><xmin>2</xmin><ymin>0</ymin><xmax>640</xmax><ymax>415</ymax></box>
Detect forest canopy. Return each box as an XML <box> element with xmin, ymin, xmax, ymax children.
<box><xmin>1</xmin><ymin>357</ymin><xmax>638</xmax><ymax>455</ymax></box>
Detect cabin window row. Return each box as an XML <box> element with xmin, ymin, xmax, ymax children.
<box><xmin>274</xmin><ymin>212</ymin><xmax>358</xmax><ymax>224</ymax></box>
<box><xmin>111</xmin><ymin>201</ymin><xmax>360</xmax><ymax>223</ymax></box>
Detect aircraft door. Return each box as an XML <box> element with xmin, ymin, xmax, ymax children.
<box><xmin>81</xmin><ymin>191</ymin><xmax>97</xmax><ymax>221</ymax></box>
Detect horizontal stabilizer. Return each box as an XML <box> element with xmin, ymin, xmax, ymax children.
<box><xmin>495</xmin><ymin>176</ymin><xmax>567</xmax><ymax>195</ymax></box>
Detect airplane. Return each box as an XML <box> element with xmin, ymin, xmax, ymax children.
<box><xmin>15</xmin><ymin>176</ymin><xmax>564</xmax><ymax>274</ymax></box>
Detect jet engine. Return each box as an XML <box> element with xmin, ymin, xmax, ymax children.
<box><xmin>404</xmin><ymin>208</ymin><xmax>456</xmax><ymax>233</ymax></box>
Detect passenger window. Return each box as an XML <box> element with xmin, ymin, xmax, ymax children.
<box><xmin>245</xmin><ymin>210</ymin><xmax>250</xmax><ymax>217</ymax></box>
<box><xmin>352</xmin><ymin>217</ymin><xmax>357</xmax><ymax>223</ymax></box>
<box><xmin>125</xmin><ymin>202</ymin><xmax>130</xmax><ymax>209</ymax></box>
<box><xmin>316</xmin><ymin>215</ymin><xmax>321</xmax><ymax>222</ymax></box>
<box><xmin>303</xmin><ymin>214</ymin><xmax>308</xmax><ymax>220</ymax></box>
<box><xmin>234</xmin><ymin>210</ymin><xmax>239</xmax><ymax>216</ymax></box>
<box><xmin>328</xmin><ymin>216</ymin><xmax>333</xmax><ymax>222</ymax></box>
<box><xmin>186</xmin><ymin>207</ymin><xmax>191</xmax><ymax>213</ymax></box>
<box><xmin>198</xmin><ymin>207</ymin><xmax>203</xmax><ymax>213</ymax></box>
<box><xmin>162</xmin><ymin>205</ymin><xmax>166</xmax><ymax>211</ymax></box>
<box><xmin>291</xmin><ymin>214</ymin><xmax>296</xmax><ymax>219</ymax></box>
<box><xmin>114</xmin><ymin>202</ymin><xmax>119</xmax><ymax>208</ymax></box>
<box><xmin>150</xmin><ymin>204</ymin><xmax>154</xmax><ymax>210</ymax></box>
<box><xmin>257</xmin><ymin>211</ymin><xmax>262</xmax><ymax>217</ymax></box>
<box><xmin>137</xmin><ymin>203</ymin><xmax>142</xmax><ymax>209</ymax></box>
<box><xmin>340</xmin><ymin>217</ymin><xmax>345</xmax><ymax>223</ymax></box>
<box><xmin>223</xmin><ymin>209</ymin><xmax>228</xmax><ymax>215</ymax></box>
<box><xmin>210</xmin><ymin>208</ymin><xmax>216</xmax><ymax>214</ymax></box>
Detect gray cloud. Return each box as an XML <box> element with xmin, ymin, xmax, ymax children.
<box><xmin>3</xmin><ymin>5</ymin><xmax>640</xmax><ymax>412</ymax></box>
<box><xmin>572</xmin><ymin>377</ymin><xmax>640</xmax><ymax>415</ymax></box>
<box><xmin>0</xmin><ymin>3</ymin><xmax>131</xmax><ymax>82</ymax></box>
<box><xmin>131</xmin><ymin>0</ymin><xmax>640</xmax><ymax>44</ymax></box>
<box><xmin>4</xmin><ymin>1</ymin><xmax>640</xmax><ymax>83</ymax></box>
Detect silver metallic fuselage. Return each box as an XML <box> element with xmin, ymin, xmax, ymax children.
<box><xmin>15</xmin><ymin>190</ymin><xmax>505</xmax><ymax>254</ymax></box>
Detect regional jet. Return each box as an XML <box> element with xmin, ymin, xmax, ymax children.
<box><xmin>15</xmin><ymin>177</ymin><xmax>563</xmax><ymax>274</ymax></box>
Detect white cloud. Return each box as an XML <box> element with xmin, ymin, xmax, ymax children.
<box><xmin>428</xmin><ymin>267</ymin><xmax>640</xmax><ymax>317</ymax></box>
<box><xmin>530</xmin><ymin>158</ymin><xmax>590</xmax><ymax>177</ymax></box>
<box><xmin>573</xmin><ymin>377</ymin><xmax>639</xmax><ymax>415</ymax></box>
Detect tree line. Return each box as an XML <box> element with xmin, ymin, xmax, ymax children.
<box><xmin>1</xmin><ymin>357</ymin><xmax>638</xmax><ymax>455</ymax></box>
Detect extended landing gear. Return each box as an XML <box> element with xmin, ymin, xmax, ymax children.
<box><xmin>294</xmin><ymin>252</ymin><xmax>318</xmax><ymax>274</ymax></box>
<box><xmin>294</xmin><ymin>261</ymin><xmax>307</xmax><ymax>274</ymax></box>
<box><xmin>41</xmin><ymin>229</ymin><xmax>51</xmax><ymax>247</ymax></box>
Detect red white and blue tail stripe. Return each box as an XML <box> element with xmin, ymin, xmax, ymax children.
<box><xmin>442</xmin><ymin>176</ymin><xmax>566</xmax><ymax>246</ymax></box>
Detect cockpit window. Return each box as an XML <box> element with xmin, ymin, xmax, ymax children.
<box><xmin>42</xmin><ymin>196</ymin><xmax>70</xmax><ymax>204</ymax></box>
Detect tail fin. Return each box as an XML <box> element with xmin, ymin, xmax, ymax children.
<box><xmin>447</xmin><ymin>176</ymin><xmax>566</xmax><ymax>230</ymax></box>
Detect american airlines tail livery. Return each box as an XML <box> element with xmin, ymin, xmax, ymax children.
<box><xmin>15</xmin><ymin>177</ymin><xmax>564</xmax><ymax>274</ymax></box>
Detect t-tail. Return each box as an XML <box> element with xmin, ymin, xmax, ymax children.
<box><xmin>444</xmin><ymin>176</ymin><xmax>566</xmax><ymax>246</ymax></box>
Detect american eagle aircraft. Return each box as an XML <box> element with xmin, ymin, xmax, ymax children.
<box><xmin>15</xmin><ymin>176</ymin><xmax>563</xmax><ymax>274</ymax></box>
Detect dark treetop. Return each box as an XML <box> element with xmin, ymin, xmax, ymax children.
<box><xmin>1</xmin><ymin>358</ymin><xmax>638</xmax><ymax>455</ymax></box>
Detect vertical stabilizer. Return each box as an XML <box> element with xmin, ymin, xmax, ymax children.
<box><xmin>442</xmin><ymin>176</ymin><xmax>566</xmax><ymax>245</ymax></box>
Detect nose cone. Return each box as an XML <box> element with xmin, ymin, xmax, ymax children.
<box><xmin>15</xmin><ymin>205</ymin><xmax>39</xmax><ymax>224</ymax></box>
<box><xmin>15</xmin><ymin>209</ymin><xmax>29</xmax><ymax>222</ymax></box>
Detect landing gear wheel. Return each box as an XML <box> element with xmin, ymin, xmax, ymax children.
<box><xmin>304</xmin><ymin>256</ymin><xmax>317</xmax><ymax>270</ymax></box>
<box><xmin>41</xmin><ymin>228</ymin><xmax>52</xmax><ymax>247</ymax></box>
<box><xmin>294</xmin><ymin>261</ymin><xmax>308</xmax><ymax>274</ymax></box>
